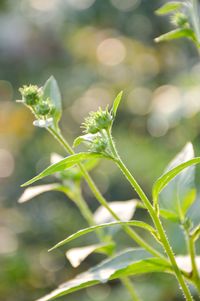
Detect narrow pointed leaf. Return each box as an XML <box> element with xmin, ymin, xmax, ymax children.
<box><xmin>21</xmin><ymin>153</ymin><xmax>107</xmax><ymax>187</ymax></box>
<box><xmin>49</xmin><ymin>221</ymin><xmax>155</xmax><ymax>251</ymax></box>
<box><xmin>155</xmin><ymin>2</ymin><xmax>183</xmax><ymax>15</ymax></box>
<box><xmin>43</xmin><ymin>76</ymin><xmax>62</xmax><ymax>125</ymax></box>
<box><xmin>111</xmin><ymin>91</ymin><xmax>123</xmax><ymax>118</ymax></box>
<box><xmin>36</xmin><ymin>249</ymin><xmax>171</xmax><ymax>301</ymax></box>
<box><xmin>155</xmin><ymin>28</ymin><xmax>196</xmax><ymax>43</ymax></box>
<box><xmin>50</xmin><ymin>152</ymin><xmax>99</xmax><ymax>182</ymax></box>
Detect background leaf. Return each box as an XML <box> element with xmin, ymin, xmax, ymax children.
<box><xmin>43</xmin><ymin>76</ymin><xmax>62</xmax><ymax>125</ymax></box>
<box><xmin>153</xmin><ymin>143</ymin><xmax>197</xmax><ymax>221</ymax></box>
<box><xmin>93</xmin><ymin>200</ymin><xmax>138</xmax><ymax>236</ymax></box>
<box><xmin>94</xmin><ymin>200</ymin><xmax>137</xmax><ymax>224</ymax></box>
<box><xmin>66</xmin><ymin>243</ymin><xmax>115</xmax><ymax>268</ymax></box>
<box><xmin>176</xmin><ymin>256</ymin><xmax>200</xmax><ymax>273</ymax></box>
<box><xmin>36</xmin><ymin>249</ymin><xmax>170</xmax><ymax>301</ymax></box>
<box><xmin>18</xmin><ymin>184</ymin><xmax>63</xmax><ymax>203</ymax></box>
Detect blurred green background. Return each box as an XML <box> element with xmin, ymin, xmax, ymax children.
<box><xmin>1</xmin><ymin>0</ymin><xmax>200</xmax><ymax>300</ymax></box>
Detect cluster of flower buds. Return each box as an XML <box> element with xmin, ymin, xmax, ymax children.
<box><xmin>19</xmin><ymin>85</ymin><xmax>55</xmax><ymax>127</ymax></box>
<box><xmin>73</xmin><ymin>107</ymin><xmax>115</xmax><ymax>157</ymax></box>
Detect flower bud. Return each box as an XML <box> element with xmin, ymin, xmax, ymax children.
<box><xmin>19</xmin><ymin>85</ymin><xmax>41</xmax><ymax>106</ymax></box>
<box><xmin>90</xmin><ymin>137</ymin><xmax>108</xmax><ymax>153</ymax></box>
<box><xmin>35</xmin><ymin>101</ymin><xmax>52</xmax><ymax>116</ymax></box>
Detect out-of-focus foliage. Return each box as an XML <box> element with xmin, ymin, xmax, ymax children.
<box><xmin>1</xmin><ymin>0</ymin><xmax>200</xmax><ymax>300</ymax></box>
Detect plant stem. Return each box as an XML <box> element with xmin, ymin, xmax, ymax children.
<box><xmin>121</xmin><ymin>277</ymin><xmax>141</xmax><ymax>301</ymax></box>
<box><xmin>191</xmin><ymin>0</ymin><xmax>200</xmax><ymax>44</ymax></box>
<box><xmin>185</xmin><ymin>228</ymin><xmax>200</xmax><ymax>294</ymax></box>
<box><xmin>48</xmin><ymin>127</ymin><xmax>144</xmax><ymax>301</ymax></box>
<box><xmin>48</xmin><ymin>127</ymin><xmax>164</xmax><ymax>259</ymax></box>
<box><xmin>107</xmin><ymin>131</ymin><xmax>194</xmax><ymax>301</ymax></box>
<box><xmin>74</xmin><ymin>193</ymin><xmax>97</xmax><ymax>228</ymax></box>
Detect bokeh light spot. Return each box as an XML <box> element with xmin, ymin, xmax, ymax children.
<box><xmin>147</xmin><ymin>115</ymin><xmax>169</xmax><ymax>137</ymax></box>
<box><xmin>127</xmin><ymin>87</ymin><xmax>152</xmax><ymax>115</ymax></box>
<box><xmin>0</xmin><ymin>227</ymin><xmax>18</xmax><ymax>254</ymax></box>
<box><xmin>29</xmin><ymin>0</ymin><xmax>59</xmax><ymax>11</ymax></box>
<box><xmin>110</xmin><ymin>0</ymin><xmax>140</xmax><ymax>12</ymax></box>
<box><xmin>97</xmin><ymin>38</ymin><xmax>126</xmax><ymax>66</ymax></box>
<box><xmin>0</xmin><ymin>81</ymin><xmax>13</xmax><ymax>102</ymax></box>
<box><xmin>0</xmin><ymin>149</ymin><xmax>15</xmax><ymax>178</ymax></box>
<box><xmin>68</xmin><ymin>0</ymin><xmax>96</xmax><ymax>10</ymax></box>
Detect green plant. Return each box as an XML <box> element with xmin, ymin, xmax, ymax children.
<box><xmin>17</xmin><ymin>1</ymin><xmax>200</xmax><ymax>301</ymax></box>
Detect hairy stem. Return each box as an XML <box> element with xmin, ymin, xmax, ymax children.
<box><xmin>107</xmin><ymin>131</ymin><xmax>194</xmax><ymax>301</ymax></box>
<box><xmin>185</xmin><ymin>228</ymin><xmax>200</xmax><ymax>294</ymax></box>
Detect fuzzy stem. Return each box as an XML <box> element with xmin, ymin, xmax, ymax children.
<box><xmin>185</xmin><ymin>228</ymin><xmax>200</xmax><ymax>294</ymax></box>
<box><xmin>107</xmin><ymin>131</ymin><xmax>194</xmax><ymax>301</ymax></box>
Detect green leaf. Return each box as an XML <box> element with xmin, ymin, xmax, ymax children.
<box><xmin>43</xmin><ymin>76</ymin><xmax>62</xmax><ymax>125</ymax></box>
<box><xmin>36</xmin><ymin>249</ymin><xmax>171</xmax><ymax>301</ymax></box>
<box><xmin>153</xmin><ymin>143</ymin><xmax>198</xmax><ymax>221</ymax></box>
<box><xmin>21</xmin><ymin>153</ymin><xmax>107</xmax><ymax>187</ymax></box>
<box><xmin>66</xmin><ymin>243</ymin><xmax>115</xmax><ymax>268</ymax></box>
<box><xmin>18</xmin><ymin>184</ymin><xmax>63</xmax><ymax>203</ymax></box>
<box><xmin>155</xmin><ymin>2</ymin><xmax>183</xmax><ymax>15</ymax></box>
<box><xmin>49</xmin><ymin>221</ymin><xmax>156</xmax><ymax>251</ymax></box>
<box><xmin>111</xmin><ymin>91</ymin><xmax>123</xmax><ymax>118</ymax></box>
<box><xmin>155</xmin><ymin>28</ymin><xmax>196</xmax><ymax>43</ymax></box>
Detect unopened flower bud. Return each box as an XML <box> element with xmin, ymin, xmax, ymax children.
<box><xmin>35</xmin><ymin>101</ymin><xmax>52</xmax><ymax>116</ymax></box>
<box><xmin>90</xmin><ymin>137</ymin><xmax>108</xmax><ymax>153</ymax></box>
